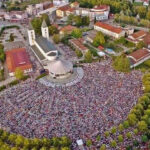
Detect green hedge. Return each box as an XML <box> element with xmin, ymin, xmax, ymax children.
<box><xmin>0</xmin><ymin>85</ymin><xmax>6</xmax><ymax>92</ymax></box>
<box><xmin>36</xmin><ymin>73</ymin><xmax>47</xmax><ymax>80</ymax></box>
<box><xmin>0</xmin><ymin>25</ymin><xmax>20</xmax><ymax>36</ymax></box>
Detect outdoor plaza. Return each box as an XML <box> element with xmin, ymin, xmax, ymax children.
<box><xmin>0</xmin><ymin>59</ymin><xmax>143</xmax><ymax>149</ymax></box>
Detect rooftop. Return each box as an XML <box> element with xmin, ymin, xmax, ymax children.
<box><xmin>129</xmin><ymin>30</ymin><xmax>147</xmax><ymax>39</ymax></box>
<box><xmin>94</xmin><ymin>22</ymin><xmax>123</xmax><ymax>34</ymax></box>
<box><xmin>60</xmin><ymin>25</ymin><xmax>76</xmax><ymax>33</ymax></box>
<box><xmin>69</xmin><ymin>38</ymin><xmax>88</xmax><ymax>51</ymax></box>
<box><xmin>128</xmin><ymin>48</ymin><xmax>150</xmax><ymax>64</ymax></box>
<box><xmin>6</xmin><ymin>48</ymin><xmax>32</xmax><ymax>73</ymax></box>
<box><xmin>35</xmin><ymin>37</ymin><xmax>57</xmax><ymax>53</ymax></box>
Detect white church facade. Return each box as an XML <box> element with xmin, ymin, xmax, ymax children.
<box><xmin>28</xmin><ymin>20</ymin><xmax>58</xmax><ymax>63</ymax></box>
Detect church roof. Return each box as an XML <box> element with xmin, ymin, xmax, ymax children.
<box><xmin>41</xmin><ymin>20</ymin><xmax>48</xmax><ymax>28</ymax></box>
<box><xmin>35</xmin><ymin>36</ymin><xmax>56</xmax><ymax>53</ymax></box>
<box><xmin>47</xmin><ymin>58</ymin><xmax>73</xmax><ymax>75</ymax></box>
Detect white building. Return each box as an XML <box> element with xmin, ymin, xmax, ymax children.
<box><xmin>28</xmin><ymin>20</ymin><xmax>58</xmax><ymax>63</ymax></box>
<box><xmin>41</xmin><ymin>20</ymin><xmax>49</xmax><ymax>39</ymax></box>
<box><xmin>127</xmin><ymin>48</ymin><xmax>150</xmax><ymax>68</ymax></box>
<box><xmin>75</xmin><ymin>5</ymin><xmax>110</xmax><ymax>21</ymax></box>
<box><xmin>53</xmin><ymin>0</ymin><xmax>69</xmax><ymax>6</ymax></box>
<box><xmin>94</xmin><ymin>22</ymin><xmax>125</xmax><ymax>38</ymax></box>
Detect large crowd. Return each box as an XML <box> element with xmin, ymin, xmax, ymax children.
<box><xmin>0</xmin><ymin>60</ymin><xmax>143</xmax><ymax>149</ymax></box>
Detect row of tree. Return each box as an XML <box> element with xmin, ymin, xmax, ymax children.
<box><xmin>0</xmin><ymin>129</ymin><xmax>71</xmax><ymax>150</ymax></box>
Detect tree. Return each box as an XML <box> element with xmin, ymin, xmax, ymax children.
<box><xmin>67</xmin><ymin>14</ymin><xmax>74</xmax><ymax>25</ymax></box>
<box><xmin>53</xmin><ymin>34</ymin><xmax>60</xmax><ymax>44</ymax></box>
<box><xmin>49</xmin><ymin>26</ymin><xmax>58</xmax><ymax>35</ymax></box>
<box><xmin>136</xmin><ymin>41</ymin><xmax>145</xmax><ymax>49</ymax></box>
<box><xmin>41</xmin><ymin>14</ymin><xmax>50</xmax><ymax>26</ymax></box>
<box><xmin>146</xmin><ymin>11</ymin><xmax>150</xmax><ymax>20</ymax></box>
<box><xmin>15</xmin><ymin>135</ymin><xmax>24</xmax><ymax>147</ymax></box>
<box><xmin>141</xmin><ymin>135</ymin><xmax>148</xmax><ymax>143</ymax></box>
<box><xmin>82</xmin><ymin>16</ymin><xmax>90</xmax><ymax>26</ymax></box>
<box><xmin>113</xmin><ymin>54</ymin><xmax>130</xmax><ymax>72</ymax></box>
<box><xmin>137</xmin><ymin>121</ymin><xmax>148</xmax><ymax>132</ymax></box>
<box><xmin>74</xmin><ymin>16</ymin><xmax>82</xmax><ymax>27</ymax></box>
<box><xmin>118</xmin><ymin>135</ymin><xmax>123</xmax><ymax>143</ymax></box>
<box><xmin>0</xmin><ymin>48</ymin><xmax>5</xmax><ymax>63</ymax></box>
<box><xmin>104</xmin><ymin>131</ymin><xmax>110</xmax><ymax>137</ymax></box>
<box><xmin>111</xmin><ymin>127</ymin><xmax>117</xmax><ymax>134</ymax></box>
<box><xmin>71</xmin><ymin>28</ymin><xmax>82</xmax><ymax>38</ymax></box>
<box><xmin>9</xmin><ymin>33</ymin><xmax>14</xmax><ymax>42</ymax></box>
<box><xmin>126</xmin><ymin>132</ymin><xmax>132</xmax><ymax>139</ymax></box>
<box><xmin>86</xmin><ymin>139</ymin><xmax>92</xmax><ymax>147</ymax></box>
<box><xmin>31</xmin><ymin>18</ymin><xmax>42</xmax><ymax>35</ymax></box>
<box><xmin>60</xmin><ymin>136</ymin><xmax>71</xmax><ymax>147</ymax></box>
<box><xmin>75</xmin><ymin>49</ymin><xmax>83</xmax><ymax>58</ymax></box>
<box><xmin>123</xmin><ymin>120</ymin><xmax>129</xmax><ymax>129</ymax></box>
<box><xmin>93</xmin><ymin>32</ymin><xmax>105</xmax><ymax>47</ymax></box>
<box><xmin>61</xmin><ymin>147</ymin><xmax>70</xmax><ymax>150</ymax></box>
<box><xmin>118</xmin><ymin>124</ymin><xmax>124</xmax><ymax>132</ymax></box>
<box><xmin>133</xmin><ymin>129</ymin><xmax>138</xmax><ymax>135</ymax></box>
<box><xmin>100</xmin><ymin>144</ymin><xmax>106</xmax><ymax>150</ymax></box>
<box><xmin>110</xmin><ymin>140</ymin><xmax>117</xmax><ymax>148</ymax></box>
<box><xmin>96</xmin><ymin>135</ymin><xmax>101</xmax><ymax>141</ymax></box>
<box><xmin>127</xmin><ymin>113</ymin><xmax>138</xmax><ymax>126</ymax></box>
<box><xmin>15</xmin><ymin>68</ymin><xmax>24</xmax><ymax>80</ymax></box>
<box><xmin>84</xmin><ymin>50</ymin><xmax>92</xmax><ymax>63</ymax></box>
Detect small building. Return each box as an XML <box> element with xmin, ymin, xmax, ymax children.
<box><xmin>94</xmin><ymin>22</ymin><xmax>125</xmax><ymax>38</ymax></box>
<box><xmin>76</xmin><ymin>139</ymin><xmax>85</xmax><ymax>150</ymax></box>
<box><xmin>59</xmin><ymin>25</ymin><xmax>76</xmax><ymax>35</ymax></box>
<box><xmin>6</xmin><ymin>48</ymin><xmax>32</xmax><ymax>76</ymax></box>
<box><xmin>69</xmin><ymin>38</ymin><xmax>88</xmax><ymax>53</ymax></box>
<box><xmin>127</xmin><ymin>48</ymin><xmax>150</xmax><ymax>68</ymax></box>
<box><xmin>56</xmin><ymin>4</ymin><xmax>71</xmax><ymax>17</ymax></box>
<box><xmin>70</xmin><ymin>1</ymin><xmax>79</xmax><ymax>8</ymax></box>
<box><xmin>53</xmin><ymin>0</ymin><xmax>69</xmax><ymax>6</ymax></box>
<box><xmin>127</xmin><ymin>30</ymin><xmax>147</xmax><ymax>44</ymax></box>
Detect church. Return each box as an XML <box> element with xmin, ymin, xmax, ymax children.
<box><xmin>28</xmin><ymin>20</ymin><xmax>74</xmax><ymax>79</ymax></box>
<box><xmin>28</xmin><ymin>20</ymin><xmax>59</xmax><ymax>64</ymax></box>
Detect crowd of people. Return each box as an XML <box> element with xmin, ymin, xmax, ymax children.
<box><xmin>0</xmin><ymin>60</ymin><xmax>143</xmax><ymax>149</ymax></box>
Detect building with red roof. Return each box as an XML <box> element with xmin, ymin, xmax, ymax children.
<box><xmin>69</xmin><ymin>38</ymin><xmax>88</xmax><ymax>53</ymax></box>
<box><xmin>127</xmin><ymin>48</ymin><xmax>150</xmax><ymax>68</ymax></box>
<box><xmin>6</xmin><ymin>48</ymin><xmax>32</xmax><ymax>76</ymax></box>
<box><xmin>94</xmin><ymin>22</ymin><xmax>125</xmax><ymax>38</ymax></box>
<box><xmin>59</xmin><ymin>25</ymin><xmax>76</xmax><ymax>35</ymax></box>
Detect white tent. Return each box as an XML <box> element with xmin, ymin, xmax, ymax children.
<box><xmin>47</xmin><ymin>58</ymin><xmax>73</xmax><ymax>78</ymax></box>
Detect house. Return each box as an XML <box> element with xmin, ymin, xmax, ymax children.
<box><xmin>127</xmin><ymin>48</ymin><xmax>150</xmax><ymax>68</ymax></box>
<box><xmin>70</xmin><ymin>1</ymin><xmax>79</xmax><ymax>8</ymax></box>
<box><xmin>6</xmin><ymin>48</ymin><xmax>32</xmax><ymax>76</ymax></box>
<box><xmin>90</xmin><ymin>5</ymin><xmax>110</xmax><ymax>21</ymax></box>
<box><xmin>56</xmin><ymin>4</ymin><xmax>70</xmax><ymax>17</ymax></box>
<box><xmin>98</xmin><ymin>45</ymin><xmax>105</xmax><ymax>51</ymax></box>
<box><xmin>75</xmin><ymin>5</ymin><xmax>110</xmax><ymax>21</ymax></box>
<box><xmin>4</xmin><ymin>11</ymin><xmax>28</xmax><ymax>23</ymax></box>
<box><xmin>94</xmin><ymin>22</ymin><xmax>125</xmax><ymax>38</ymax></box>
<box><xmin>59</xmin><ymin>25</ymin><xmax>76</xmax><ymax>35</ymax></box>
<box><xmin>143</xmin><ymin>0</ymin><xmax>149</xmax><ymax>6</ymax></box>
<box><xmin>127</xmin><ymin>30</ymin><xmax>150</xmax><ymax>46</ymax></box>
<box><xmin>69</xmin><ymin>38</ymin><xmax>88</xmax><ymax>53</ymax></box>
<box><xmin>53</xmin><ymin>0</ymin><xmax>69</xmax><ymax>6</ymax></box>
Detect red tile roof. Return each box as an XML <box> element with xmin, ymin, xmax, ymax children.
<box><xmin>70</xmin><ymin>38</ymin><xmax>88</xmax><ymax>51</ymax></box>
<box><xmin>6</xmin><ymin>48</ymin><xmax>32</xmax><ymax>73</ymax></box>
<box><xmin>128</xmin><ymin>48</ymin><xmax>150</xmax><ymax>63</ymax></box>
<box><xmin>60</xmin><ymin>25</ymin><xmax>76</xmax><ymax>33</ymax></box>
<box><xmin>58</xmin><ymin>4</ymin><xmax>70</xmax><ymax>11</ymax></box>
<box><xmin>94</xmin><ymin>22</ymin><xmax>123</xmax><ymax>34</ymax></box>
<box><xmin>130</xmin><ymin>30</ymin><xmax>147</xmax><ymax>39</ymax></box>
<box><xmin>93</xmin><ymin>5</ymin><xmax>109</xmax><ymax>11</ymax></box>
<box><xmin>98</xmin><ymin>45</ymin><xmax>104</xmax><ymax>51</ymax></box>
